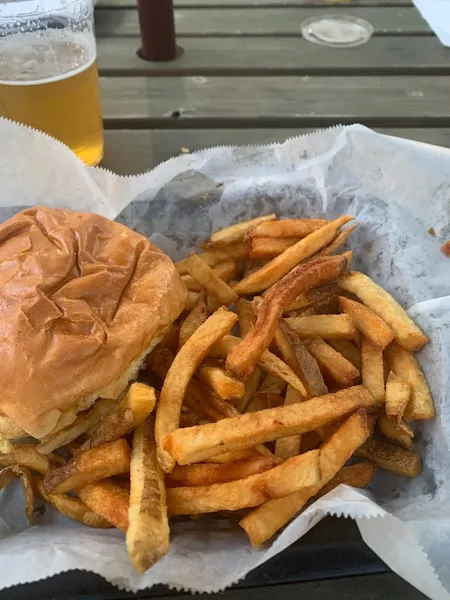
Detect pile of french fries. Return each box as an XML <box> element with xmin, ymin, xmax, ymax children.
<box><xmin>0</xmin><ymin>214</ymin><xmax>434</xmax><ymax>574</ymax></box>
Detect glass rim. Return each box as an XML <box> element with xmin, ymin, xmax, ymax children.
<box><xmin>0</xmin><ymin>0</ymin><xmax>91</xmax><ymax>19</ymax></box>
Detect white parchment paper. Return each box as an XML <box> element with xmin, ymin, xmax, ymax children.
<box><xmin>0</xmin><ymin>118</ymin><xmax>449</xmax><ymax>599</ymax></box>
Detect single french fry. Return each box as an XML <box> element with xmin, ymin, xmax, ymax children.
<box><xmin>179</xmin><ymin>294</ymin><xmax>208</xmax><ymax>349</ymax></box>
<box><xmin>304</xmin><ymin>337</ymin><xmax>360</xmax><ymax>387</ymax></box>
<box><xmin>43</xmin><ymin>439</ymin><xmax>131</xmax><ymax>495</ymax></box>
<box><xmin>314</xmin><ymin>461</ymin><xmax>376</xmax><ymax>499</ymax></box>
<box><xmin>314</xmin><ymin>223</ymin><xmax>359</xmax><ymax>258</ymax></box>
<box><xmin>233</xmin><ymin>216</ymin><xmax>353</xmax><ymax>294</ymax></box>
<box><xmin>361</xmin><ymin>337</ymin><xmax>385</xmax><ymax>404</ymax></box>
<box><xmin>163</xmin><ymin>386</ymin><xmax>377</xmax><ymax>465</ymax></box>
<box><xmin>385</xmin><ymin>371</ymin><xmax>411</xmax><ymax>419</ymax></box>
<box><xmin>378</xmin><ymin>415</ymin><xmax>414</xmax><ymax>450</ymax></box>
<box><xmin>185</xmin><ymin>291</ymin><xmax>200</xmax><ymax>311</ymax></box>
<box><xmin>167</xmin><ymin>450</ymin><xmax>320</xmax><ymax>515</ymax></box>
<box><xmin>227</xmin><ymin>255</ymin><xmax>350</xmax><ymax>379</ymax></box>
<box><xmin>156</xmin><ymin>307</ymin><xmax>238</xmax><ymax>472</ymax></box>
<box><xmin>78</xmin><ymin>480</ymin><xmax>130</xmax><ymax>531</ymax></box>
<box><xmin>339</xmin><ymin>296</ymin><xmax>394</xmax><ymax>350</ymax></box>
<box><xmin>338</xmin><ymin>272</ymin><xmax>428</xmax><ymax>351</ymax></box>
<box><xmin>87</xmin><ymin>383</ymin><xmax>156</xmax><ymax>449</ymax></box>
<box><xmin>196</xmin><ymin>366</ymin><xmax>245</xmax><ymax>403</ymax></box>
<box><xmin>169</xmin><ymin>455</ymin><xmax>282</xmax><ymax>487</ymax></box>
<box><xmin>36</xmin><ymin>479</ymin><xmax>112</xmax><ymax>528</ymax></box>
<box><xmin>384</xmin><ymin>341</ymin><xmax>434</xmax><ymax>420</ymax></box>
<box><xmin>250</xmin><ymin>237</ymin><xmax>301</xmax><ymax>260</ymax></box>
<box><xmin>239</xmin><ymin>368</ymin><xmax>262</xmax><ymax>412</ymax></box>
<box><xmin>249</xmin><ymin>219</ymin><xmax>328</xmax><ymax>239</ymax></box>
<box><xmin>0</xmin><ymin>415</ymin><xmax>26</xmax><ymax>439</ymax></box>
<box><xmin>239</xmin><ymin>410</ymin><xmax>370</xmax><ymax>546</ymax></box>
<box><xmin>186</xmin><ymin>254</ymin><xmax>238</xmax><ymax>305</ymax></box>
<box><xmin>355</xmin><ymin>438</ymin><xmax>421</xmax><ymax>477</ymax></box>
<box><xmin>127</xmin><ymin>422</ymin><xmax>169</xmax><ymax>574</ymax></box>
<box><xmin>0</xmin><ymin>465</ymin><xmax>36</xmax><ymax>523</ymax></box>
<box><xmin>176</xmin><ymin>242</ymin><xmax>250</xmax><ymax>275</ymax></box>
<box><xmin>285</xmin><ymin>314</ymin><xmax>356</xmax><ymax>341</ymax></box>
<box><xmin>235</xmin><ymin>298</ymin><xmax>256</xmax><ymax>338</ymax></box>
<box><xmin>182</xmin><ymin>258</ymin><xmax>238</xmax><ymax>291</ymax></box>
<box><xmin>285</xmin><ymin>285</ymin><xmax>343</xmax><ymax>313</ymax></box>
<box><xmin>0</xmin><ymin>444</ymin><xmax>52</xmax><ymax>475</ymax></box>
<box><xmin>207</xmin><ymin>214</ymin><xmax>276</xmax><ymax>246</ymax></box>
<box><xmin>328</xmin><ymin>340</ymin><xmax>361</xmax><ymax>371</ymax></box>
<box><xmin>206</xmin><ymin>448</ymin><xmax>263</xmax><ymax>464</ymax></box>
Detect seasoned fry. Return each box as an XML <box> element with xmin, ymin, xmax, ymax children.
<box><xmin>87</xmin><ymin>383</ymin><xmax>156</xmax><ymax>449</ymax></box>
<box><xmin>207</xmin><ymin>214</ymin><xmax>276</xmax><ymax>246</ymax></box>
<box><xmin>314</xmin><ymin>461</ymin><xmax>376</xmax><ymax>499</ymax></box>
<box><xmin>179</xmin><ymin>294</ymin><xmax>207</xmax><ymax>348</ymax></box>
<box><xmin>36</xmin><ymin>479</ymin><xmax>112</xmax><ymax>528</ymax></box>
<box><xmin>0</xmin><ymin>465</ymin><xmax>36</xmax><ymax>523</ymax></box>
<box><xmin>304</xmin><ymin>337</ymin><xmax>360</xmax><ymax>387</ymax></box>
<box><xmin>196</xmin><ymin>366</ymin><xmax>245</xmax><ymax>403</ymax></box>
<box><xmin>378</xmin><ymin>415</ymin><xmax>414</xmax><ymax>450</ymax></box>
<box><xmin>355</xmin><ymin>438</ymin><xmax>421</xmax><ymax>477</ymax></box>
<box><xmin>156</xmin><ymin>307</ymin><xmax>238</xmax><ymax>472</ymax></box>
<box><xmin>186</xmin><ymin>254</ymin><xmax>238</xmax><ymax>305</ymax></box>
<box><xmin>43</xmin><ymin>439</ymin><xmax>131</xmax><ymax>494</ymax></box>
<box><xmin>249</xmin><ymin>219</ymin><xmax>328</xmax><ymax>239</ymax></box>
<box><xmin>0</xmin><ymin>415</ymin><xmax>26</xmax><ymax>439</ymax></box>
<box><xmin>239</xmin><ymin>410</ymin><xmax>370</xmax><ymax>546</ymax></box>
<box><xmin>167</xmin><ymin>450</ymin><xmax>320</xmax><ymax>515</ymax></box>
<box><xmin>0</xmin><ymin>444</ymin><xmax>52</xmax><ymax>475</ymax></box>
<box><xmin>385</xmin><ymin>341</ymin><xmax>434</xmax><ymax>420</ymax></box>
<box><xmin>285</xmin><ymin>314</ymin><xmax>356</xmax><ymax>341</ymax></box>
<box><xmin>182</xmin><ymin>258</ymin><xmax>238</xmax><ymax>291</ymax></box>
<box><xmin>127</xmin><ymin>422</ymin><xmax>169</xmax><ymax>574</ymax></box>
<box><xmin>239</xmin><ymin>368</ymin><xmax>262</xmax><ymax>412</ymax></box>
<box><xmin>314</xmin><ymin>223</ymin><xmax>359</xmax><ymax>258</ymax></box>
<box><xmin>385</xmin><ymin>371</ymin><xmax>411</xmax><ymax>419</ymax></box>
<box><xmin>339</xmin><ymin>296</ymin><xmax>394</xmax><ymax>349</ymax></box>
<box><xmin>235</xmin><ymin>298</ymin><xmax>256</xmax><ymax>338</ymax></box>
<box><xmin>78</xmin><ymin>480</ymin><xmax>130</xmax><ymax>531</ymax></box>
<box><xmin>169</xmin><ymin>455</ymin><xmax>282</xmax><ymax>487</ymax></box>
<box><xmin>227</xmin><ymin>255</ymin><xmax>350</xmax><ymax>379</ymax></box>
<box><xmin>361</xmin><ymin>338</ymin><xmax>385</xmax><ymax>404</ymax></box>
<box><xmin>328</xmin><ymin>340</ymin><xmax>361</xmax><ymax>371</ymax></box>
<box><xmin>163</xmin><ymin>386</ymin><xmax>377</xmax><ymax>465</ymax></box>
<box><xmin>233</xmin><ymin>216</ymin><xmax>353</xmax><ymax>294</ymax></box>
<box><xmin>176</xmin><ymin>242</ymin><xmax>250</xmax><ymax>275</ymax></box>
<box><xmin>338</xmin><ymin>272</ymin><xmax>428</xmax><ymax>351</ymax></box>
<box><xmin>250</xmin><ymin>237</ymin><xmax>301</xmax><ymax>260</ymax></box>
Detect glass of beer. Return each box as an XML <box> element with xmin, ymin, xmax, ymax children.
<box><xmin>0</xmin><ymin>0</ymin><xmax>103</xmax><ymax>166</ymax></box>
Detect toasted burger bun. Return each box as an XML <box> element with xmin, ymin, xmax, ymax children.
<box><xmin>0</xmin><ymin>206</ymin><xmax>186</xmax><ymax>440</ymax></box>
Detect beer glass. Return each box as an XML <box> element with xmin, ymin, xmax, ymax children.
<box><xmin>0</xmin><ymin>0</ymin><xmax>104</xmax><ymax>166</ymax></box>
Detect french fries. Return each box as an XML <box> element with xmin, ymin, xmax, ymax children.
<box><xmin>185</xmin><ymin>253</ymin><xmax>238</xmax><ymax>305</ymax></box>
<box><xmin>304</xmin><ymin>337</ymin><xmax>360</xmax><ymax>387</ymax></box>
<box><xmin>167</xmin><ymin>450</ymin><xmax>321</xmax><ymax>515</ymax></box>
<box><xmin>314</xmin><ymin>461</ymin><xmax>376</xmax><ymax>499</ymax></box>
<box><xmin>127</xmin><ymin>422</ymin><xmax>169</xmax><ymax>574</ymax></box>
<box><xmin>179</xmin><ymin>294</ymin><xmax>207</xmax><ymax>348</ymax></box>
<box><xmin>78</xmin><ymin>480</ymin><xmax>130</xmax><ymax>531</ymax></box>
<box><xmin>196</xmin><ymin>366</ymin><xmax>245</xmax><ymax>403</ymax></box>
<box><xmin>385</xmin><ymin>371</ymin><xmax>411</xmax><ymax>419</ymax></box>
<box><xmin>314</xmin><ymin>223</ymin><xmax>359</xmax><ymax>258</ymax></box>
<box><xmin>176</xmin><ymin>242</ymin><xmax>250</xmax><ymax>275</ymax></box>
<box><xmin>339</xmin><ymin>296</ymin><xmax>394</xmax><ymax>349</ymax></box>
<box><xmin>156</xmin><ymin>307</ymin><xmax>238</xmax><ymax>472</ymax></box>
<box><xmin>0</xmin><ymin>465</ymin><xmax>36</xmax><ymax>523</ymax></box>
<box><xmin>0</xmin><ymin>444</ymin><xmax>52</xmax><ymax>475</ymax></box>
<box><xmin>274</xmin><ymin>387</ymin><xmax>303</xmax><ymax>459</ymax></box>
<box><xmin>285</xmin><ymin>314</ymin><xmax>356</xmax><ymax>341</ymax></box>
<box><xmin>182</xmin><ymin>258</ymin><xmax>237</xmax><ymax>291</ymax></box>
<box><xmin>248</xmin><ymin>219</ymin><xmax>328</xmax><ymax>239</ymax></box>
<box><xmin>378</xmin><ymin>415</ymin><xmax>414</xmax><ymax>450</ymax></box>
<box><xmin>207</xmin><ymin>214</ymin><xmax>276</xmax><ymax>246</ymax></box>
<box><xmin>250</xmin><ymin>237</ymin><xmax>301</xmax><ymax>260</ymax></box>
<box><xmin>285</xmin><ymin>285</ymin><xmax>342</xmax><ymax>313</ymax></box>
<box><xmin>328</xmin><ymin>339</ymin><xmax>361</xmax><ymax>371</ymax></box>
<box><xmin>361</xmin><ymin>338</ymin><xmax>385</xmax><ymax>404</ymax></box>
<box><xmin>235</xmin><ymin>298</ymin><xmax>256</xmax><ymax>338</ymax></box>
<box><xmin>355</xmin><ymin>438</ymin><xmax>421</xmax><ymax>477</ymax></box>
<box><xmin>338</xmin><ymin>272</ymin><xmax>428</xmax><ymax>351</ymax></box>
<box><xmin>163</xmin><ymin>386</ymin><xmax>377</xmax><ymax>465</ymax></box>
<box><xmin>43</xmin><ymin>439</ymin><xmax>131</xmax><ymax>494</ymax></box>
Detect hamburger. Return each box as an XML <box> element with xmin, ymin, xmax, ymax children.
<box><xmin>0</xmin><ymin>206</ymin><xmax>186</xmax><ymax>441</ymax></box>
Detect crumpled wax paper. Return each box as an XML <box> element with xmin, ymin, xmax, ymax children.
<box><xmin>0</xmin><ymin>118</ymin><xmax>449</xmax><ymax>599</ymax></box>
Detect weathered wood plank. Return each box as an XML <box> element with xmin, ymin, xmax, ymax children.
<box><xmin>97</xmin><ymin>37</ymin><xmax>450</xmax><ymax>76</ymax></box>
<box><xmin>103</xmin><ymin>128</ymin><xmax>450</xmax><ymax>175</ymax></box>
<box><xmin>99</xmin><ymin>76</ymin><xmax>449</xmax><ymax>127</ymax></box>
<box><xmin>94</xmin><ymin>7</ymin><xmax>430</xmax><ymax>36</ymax></box>
<box><xmin>98</xmin><ymin>0</ymin><xmax>412</xmax><ymax>6</ymax></box>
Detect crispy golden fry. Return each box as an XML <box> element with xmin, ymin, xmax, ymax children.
<box><xmin>313</xmin><ymin>223</ymin><xmax>359</xmax><ymax>258</ymax></box>
<box><xmin>338</xmin><ymin>272</ymin><xmax>428</xmax><ymax>351</ymax></box>
<box><xmin>182</xmin><ymin>258</ymin><xmax>238</xmax><ymax>291</ymax></box>
<box><xmin>167</xmin><ymin>450</ymin><xmax>321</xmax><ymax>515</ymax></box>
<box><xmin>315</xmin><ymin>461</ymin><xmax>377</xmax><ymax>499</ymax></box>
<box><xmin>179</xmin><ymin>294</ymin><xmax>208</xmax><ymax>349</ymax></box>
<box><xmin>246</xmin><ymin>392</ymin><xmax>285</xmax><ymax>412</ymax></box>
<box><xmin>156</xmin><ymin>307</ymin><xmax>238</xmax><ymax>472</ymax></box>
<box><xmin>169</xmin><ymin>455</ymin><xmax>282</xmax><ymax>487</ymax></box>
<box><xmin>239</xmin><ymin>410</ymin><xmax>370</xmax><ymax>546</ymax></box>
<box><xmin>196</xmin><ymin>366</ymin><xmax>245</xmax><ymax>403</ymax></box>
<box><xmin>235</xmin><ymin>298</ymin><xmax>256</xmax><ymax>338</ymax></box>
<box><xmin>239</xmin><ymin>368</ymin><xmax>262</xmax><ymax>413</ymax></box>
<box><xmin>207</xmin><ymin>214</ymin><xmax>276</xmax><ymax>246</ymax></box>
<box><xmin>361</xmin><ymin>338</ymin><xmax>385</xmax><ymax>404</ymax></box>
<box><xmin>43</xmin><ymin>439</ymin><xmax>131</xmax><ymax>495</ymax></box>
<box><xmin>249</xmin><ymin>219</ymin><xmax>328</xmax><ymax>239</ymax></box>
<box><xmin>0</xmin><ymin>465</ymin><xmax>36</xmax><ymax>523</ymax></box>
<box><xmin>206</xmin><ymin>448</ymin><xmax>263</xmax><ymax>463</ymax></box>
<box><xmin>87</xmin><ymin>383</ymin><xmax>156</xmax><ymax>449</ymax></box>
<box><xmin>176</xmin><ymin>242</ymin><xmax>250</xmax><ymax>275</ymax></box>
<box><xmin>378</xmin><ymin>415</ymin><xmax>414</xmax><ymax>450</ymax></box>
<box><xmin>233</xmin><ymin>216</ymin><xmax>353</xmax><ymax>294</ymax></box>
<box><xmin>212</xmin><ymin>335</ymin><xmax>307</xmax><ymax>396</ymax></box>
<box><xmin>250</xmin><ymin>237</ymin><xmax>301</xmax><ymax>260</ymax></box>
<box><xmin>0</xmin><ymin>444</ymin><xmax>52</xmax><ymax>475</ymax></box>
<box><xmin>163</xmin><ymin>386</ymin><xmax>377</xmax><ymax>465</ymax></box>
<box><xmin>78</xmin><ymin>480</ymin><xmax>130</xmax><ymax>531</ymax></box>
<box><xmin>274</xmin><ymin>388</ymin><xmax>302</xmax><ymax>459</ymax></box>
<box><xmin>301</xmin><ymin>295</ymin><xmax>340</xmax><ymax>316</ymax></box>
<box><xmin>285</xmin><ymin>285</ymin><xmax>342</xmax><ymax>313</ymax></box>
<box><xmin>356</xmin><ymin>438</ymin><xmax>421</xmax><ymax>477</ymax></box>
<box><xmin>186</xmin><ymin>291</ymin><xmax>200</xmax><ymax>311</ymax></box>
<box><xmin>385</xmin><ymin>341</ymin><xmax>434</xmax><ymax>420</ymax></box>
<box><xmin>227</xmin><ymin>255</ymin><xmax>350</xmax><ymax>379</ymax></box>
<box><xmin>285</xmin><ymin>314</ymin><xmax>356</xmax><ymax>341</ymax></box>
<box><xmin>0</xmin><ymin>415</ymin><xmax>26</xmax><ymax>439</ymax></box>
<box><xmin>339</xmin><ymin>296</ymin><xmax>394</xmax><ymax>350</ymax></box>
<box><xmin>304</xmin><ymin>337</ymin><xmax>360</xmax><ymax>387</ymax></box>
<box><xmin>328</xmin><ymin>340</ymin><xmax>361</xmax><ymax>371</ymax></box>
<box><xmin>36</xmin><ymin>479</ymin><xmax>112</xmax><ymax>528</ymax></box>
<box><xmin>153</xmin><ymin>324</ymin><xmax>180</xmax><ymax>353</ymax></box>
<box><xmin>127</xmin><ymin>422</ymin><xmax>169</xmax><ymax>574</ymax></box>
<box><xmin>186</xmin><ymin>254</ymin><xmax>238</xmax><ymax>305</ymax></box>
<box><xmin>385</xmin><ymin>371</ymin><xmax>411</xmax><ymax>419</ymax></box>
